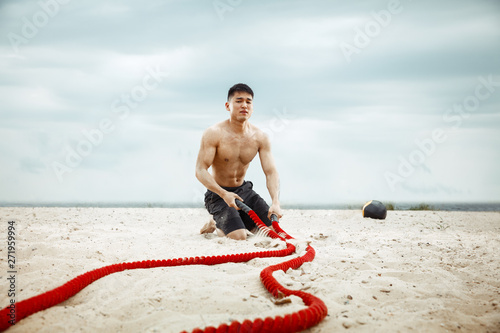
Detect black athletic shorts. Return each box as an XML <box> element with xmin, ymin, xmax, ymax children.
<box><xmin>204</xmin><ymin>181</ymin><xmax>272</xmax><ymax>235</ymax></box>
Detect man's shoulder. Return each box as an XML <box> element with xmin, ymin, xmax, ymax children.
<box><xmin>202</xmin><ymin>121</ymin><xmax>227</xmax><ymax>143</ymax></box>
<box><xmin>249</xmin><ymin>123</ymin><xmax>270</xmax><ymax>142</ymax></box>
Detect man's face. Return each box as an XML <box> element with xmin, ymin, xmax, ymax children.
<box><xmin>225</xmin><ymin>91</ymin><xmax>253</xmax><ymax>121</ymax></box>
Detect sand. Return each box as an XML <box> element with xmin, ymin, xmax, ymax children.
<box><xmin>1</xmin><ymin>207</ymin><xmax>499</xmax><ymax>332</ymax></box>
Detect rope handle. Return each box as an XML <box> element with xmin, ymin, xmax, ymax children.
<box><xmin>235</xmin><ymin>199</ymin><xmax>279</xmax><ymax>223</ymax></box>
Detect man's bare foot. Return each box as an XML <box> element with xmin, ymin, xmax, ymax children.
<box><xmin>200</xmin><ymin>219</ymin><xmax>216</xmax><ymax>234</ymax></box>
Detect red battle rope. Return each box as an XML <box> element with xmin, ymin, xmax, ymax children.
<box><xmin>0</xmin><ymin>203</ymin><xmax>327</xmax><ymax>332</ymax></box>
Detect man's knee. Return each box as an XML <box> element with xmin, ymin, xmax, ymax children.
<box><xmin>226</xmin><ymin>229</ymin><xmax>247</xmax><ymax>241</ymax></box>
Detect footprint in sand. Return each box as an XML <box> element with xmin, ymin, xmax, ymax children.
<box><xmin>312</xmin><ymin>233</ymin><xmax>329</xmax><ymax>240</ymax></box>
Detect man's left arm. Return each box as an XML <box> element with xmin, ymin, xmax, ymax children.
<box><xmin>259</xmin><ymin>134</ymin><xmax>282</xmax><ymax>220</ymax></box>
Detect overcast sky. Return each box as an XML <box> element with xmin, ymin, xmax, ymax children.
<box><xmin>1</xmin><ymin>0</ymin><xmax>499</xmax><ymax>206</ymax></box>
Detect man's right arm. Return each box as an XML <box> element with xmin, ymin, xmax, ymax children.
<box><xmin>195</xmin><ymin>128</ymin><xmax>242</xmax><ymax>209</ymax></box>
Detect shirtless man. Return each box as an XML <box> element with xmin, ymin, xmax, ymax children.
<box><xmin>195</xmin><ymin>83</ymin><xmax>282</xmax><ymax>240</ymax></box>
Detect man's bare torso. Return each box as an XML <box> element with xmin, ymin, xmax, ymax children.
<box><xmin>210</xmin><ymin>120</ymin><xmax>263</xmax><ymax>187</ymax></box>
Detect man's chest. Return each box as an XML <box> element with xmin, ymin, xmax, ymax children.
<box><xmin>216</xmin><ymin>134</ymin><xmax>259</xmax><ymax>165</ymax></box>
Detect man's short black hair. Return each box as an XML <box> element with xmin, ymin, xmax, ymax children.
<box><xmin>227</xmin><ymin>83</ymin><xmax>254</xmax><ymax>101</ymax></box>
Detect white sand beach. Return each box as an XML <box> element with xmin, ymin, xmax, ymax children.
<box><xmin>1</xmin><ymin>207</ymin><xmax>499</xmax><ymax>332</ymax></box>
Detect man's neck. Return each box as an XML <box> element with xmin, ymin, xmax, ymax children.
<box><xmin>227</xmin><ymin>118</ymin><xmax>248</xmax><ymax>134</ymax></box>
